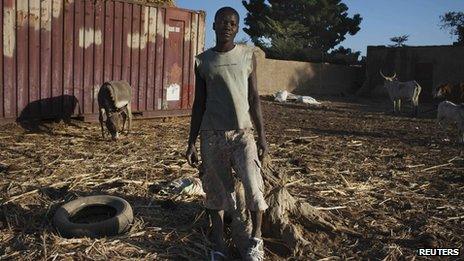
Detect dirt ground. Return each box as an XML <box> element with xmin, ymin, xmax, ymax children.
<box><xmin>0</xmin><ymin>96</ymin><xmax>463</xmax><ymax>260</ymax></box>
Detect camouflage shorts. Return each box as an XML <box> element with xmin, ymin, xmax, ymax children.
<box><xmin>199</xmin><ymin>129</ymin><xmax>268</xmax><ymax>211</ymax></box>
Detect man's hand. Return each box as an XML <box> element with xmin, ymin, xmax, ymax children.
<box><xmin>186</xmin><ymin>144</ymin><xmax>199</xmax><ymax>167</ymax></box>
<box><xmin>256</xmin><ymin>137</ymin><xmax>268</xmax><ymax>162</ymax></box>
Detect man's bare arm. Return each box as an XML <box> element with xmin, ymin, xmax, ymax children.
<box><xmin>186</xmin><ymin>65</ymin><xmax>207</xmax><ymax>166</ymax></box>
<box><xmin>248</xmin><ymin>53</ymin><xmax>268</xmax><ymax>160</ymax></box>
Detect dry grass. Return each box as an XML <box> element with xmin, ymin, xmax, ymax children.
<box><xmin>0</xmin><ymin>97</ymin><xmax>463</xmax><ymax>260</ymax></box>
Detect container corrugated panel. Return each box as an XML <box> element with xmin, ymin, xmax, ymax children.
<box><xmin>0</xmin><ymin>0</ymin><xmax>205</xmax><ymax>121</ymax></box>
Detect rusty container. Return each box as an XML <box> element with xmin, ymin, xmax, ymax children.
<box><xmin>0</xmin><ymin>0</ymin><xmax>205</xmax><ymax>122</ymax></box>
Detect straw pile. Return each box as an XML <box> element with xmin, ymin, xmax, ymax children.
<box><xmin>1</xmin><ymin>97</ymin><xmax>463</xmax><ymax>260</ymax></box>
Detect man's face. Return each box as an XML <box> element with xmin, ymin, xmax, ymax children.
<box><xmin>213</xmin><ymin>11</ymin><xmax>238</xmax><ymax>43</ymax></box>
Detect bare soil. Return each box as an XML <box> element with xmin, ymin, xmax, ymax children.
<box><xmin>0</xmin><ymin>96</ymin><xmax>463</xmax><ymax>260</ymax></box>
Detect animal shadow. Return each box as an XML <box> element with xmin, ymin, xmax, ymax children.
<box><xmin>17</xmin><ymin>95</ymin><xmax>79</xmax><ymax>133</ymax></box>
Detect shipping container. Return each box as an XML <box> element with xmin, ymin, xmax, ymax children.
<box><xmin>0</xmin><ymin>0</ymin><xmax>205</xmax><ymax>122</ymax></box>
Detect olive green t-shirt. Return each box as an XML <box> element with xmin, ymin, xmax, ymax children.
<box><xmin>195</xmin><ymin>44</ymin><xmax>254</xmax><ymax>130</ymax></box>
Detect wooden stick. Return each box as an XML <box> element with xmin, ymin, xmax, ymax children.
<box><xmin>331</xmin><ymin>188</ymin><xmax>348</xmax><ymax>196</ymax></box>
<box><xmin>379</xmin><ymin>198</ymin><xmax>391</xmax><ymax>205</ymax></box>
<box><xmin>42</xmin><ymin>232</ymin><xmax>47</xmax><ymax>259</ymax></box>
<box><xmin>406</xmin><ymin>164</ymin><xmax>425</xmax><ymax>168</ymax></box>
<box><xmin>3</xmin><ymin>180</ymin><xmax>70</xmax><ymax>204</ymax></box>
<box><xmin>288</xmin><ymin>167</ymin><xmax>306</xmax><ymax>171</ymax></box>
<box><xmin>46</xmin><ymin>155</ymin><xmax>63</xmax><ymax>166</ymax></box>
<box><xmin>421</xmin><ymin>163</ymin><xmax>452</xmax><ymax>172</ymax></box>
<box><xmin>98</xmin><ymin>177</ymin><xmax>122</xmax><ymax>185</ymax></box>
<box><xmin>14</xmin><ymin>142</ymin><xmax>36</xmax><ymax>146</ymax></box>
<box><xmin>315</xmin><ymin>206</ymin><xmax>347</xmax><ymax>210</ymax></box>
<box><xmin>2</xmin><ymin>189</ymin><xmax>39</xmax><ymax>204</ymax></box>
<box><xmin>270</xmin><ymin>158</ymin><xmax>290</xmax><ymax>162</ymax></box>
<box><xmin>60</xmin><ymin>158</ymin><xmax>85</xmax><ymax>163</ymax></box>
<box><xmin>128</xmin><ymin>231</ymin><xmax>146</xmax><ymax>238</ymax></box>
<box><xmin>339</xmin><ymin>173</ymin><xmax>351</xmax><ymax>187</ymax></box>
<box><xmin>0</xmin><ymin>252</ymin><xmax>21</xmax><ymax>259</ymax></box>
<box><xmin>284</xmin><ymin>128</ymin><xmax>301</xmax><ymax>132</ymax></box>
<box><xmin>120</xmin><ymin>179</ymin><xmax>151</xmax><ymax>185</ymax></box>
<box><xmin>446</xmin><ymin>215</ymin><xmax>464</xmax><ymax>221</ymax></box>
<box><xmin>284</xmin><ymin>178</ymin><xmax>305</xmax><ymax>187</ymax></box>
<box><xmin>299</xmin><ymin>136</ymin><xmax>319</xmax><ymax>139</ymax></box>
<box><xmin>57</xmin><ymin>239</ymin><xmax>84</xmax><ymax>245</ymax></box>
<box><xmin>448</xmin><ymin>156</ymin><xmax>463</xmax><ymax>163</ymax></box>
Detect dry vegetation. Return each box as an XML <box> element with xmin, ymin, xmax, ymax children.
<box><xmin>0</xmin><ymin>97</ymin><xmax>463</xmax><ymax>260</ymax></box>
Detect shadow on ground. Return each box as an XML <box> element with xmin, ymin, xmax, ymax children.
<box><xmin>17</xmin><ymin>95</ymin><xmax>81</xmax><ymax>133</ymax></box>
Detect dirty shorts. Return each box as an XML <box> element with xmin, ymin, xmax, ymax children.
<box><xmin>199</xmin><ymin>129</ymin><xmax>268</xmax><ymax>212</ymax></box>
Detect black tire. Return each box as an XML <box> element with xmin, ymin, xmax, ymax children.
<box><xmin>53</xmin><ymin>195</ymin><xmax>133</xmax><ymax>238</ymax></box>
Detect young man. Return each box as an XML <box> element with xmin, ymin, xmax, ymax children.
<box><xmin>185</xmin><ymin>6</ymin><xmax>268</xmax><ymax>261</ymax></box>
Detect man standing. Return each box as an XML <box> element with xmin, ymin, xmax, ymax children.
<box><xmin>185</xmin><ymin>6</ymin><xmax>268</xmax><ymax>261</ymax></box>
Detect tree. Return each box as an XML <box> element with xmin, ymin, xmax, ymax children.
<box><xmin>242</xmin><ymin>0</ymin><xmax>362</xmax><ymax>61</ymax></box>
<box><xmin>236</xmin><ymin>37</ymin><xmax>250</xmax><ymax>45</ymax></box>
<box><xmin>230</xmin><ymin>158</ymin><xmax>361</xmax><ymax>257</ymax></box>
<box><xmin>327</xmin><ymin>46</ymin><xmax>361</xmax><ymax>64</ymax></box>
<box><xmin>389</xmin><ymin>35</ymin><xmax>409</xmax><ymax>47</ymax></box>
<box><xmin>440</xmin><ymin>12</ymin><xmax>464</xmax><ymax>45</ymax></box>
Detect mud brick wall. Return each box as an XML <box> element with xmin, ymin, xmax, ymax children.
<box><xmin>358</xmin><ymin>45</ymin><xmax>464</xmax><ymax>101</ymax></box>
<box><xmin>253</xmin><ymin>47</ymin><xmax>364</xmax><ymax>96</ymax></box>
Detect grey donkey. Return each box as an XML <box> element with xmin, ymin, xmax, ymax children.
<box><xmin>98</xmin><ymin>81</ymin><xmax>132</xmax><ymax>140</ymax></box>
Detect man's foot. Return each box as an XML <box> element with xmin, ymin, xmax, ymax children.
<box><xmin>210</xmin><ymin>250</ymin><xmax>227</xmax><ymax>261</ymax></box>
<box><xmin>245</xmin><ymin>237</ymin><xmax>264</xmax><ymax>261</ymax></box>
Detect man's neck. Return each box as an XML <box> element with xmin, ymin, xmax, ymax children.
<box><xmin>213</xmin><ymin>41</ymin><xmax>235</xmax><ymax>52</ymax></box>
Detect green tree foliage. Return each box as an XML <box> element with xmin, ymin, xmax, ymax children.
<box><xmin>329</xmin><ymin>46</ymin><xmax>361</xmax><ymax>64</ymax></box>
<box><xmin>440</xmin><ymin>12</ymin><xmax>464</xmax><ymax>45</ymax></box>
<box><xmin>236</xmin><ymin>37</ymin><xmax>251</xmax><ymax>45</ymax></box>
<box><xmin>389</xmin><ymin>35</ymin><xmax>409</xmax><ymax>47</ymax></box>
<box><xmin>242</xmin><ymin>0</ymin><xmax>362</xmax><ymax>62</ymax></box>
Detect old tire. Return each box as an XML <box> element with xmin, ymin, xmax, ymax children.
<box><xmin>53</xmin><ymin>195</ymin><xmax>133</xmax><ymax>238</ymax></box>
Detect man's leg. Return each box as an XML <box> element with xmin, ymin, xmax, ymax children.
<box><xmin>209</xmin><ymin>209</ymin><xmax>227</xmax><ymax>253</ymax></box>
<box><xmin>200</xmin><ymin>131</ymin><xmax>235</xmax><ymax>259</ymax></box>
<box><xmin>250</xmin><ymin>210</ymin><xmax>263</xmax><ymax>238</ymax></box>
<box><xmin>248</xmin><ymin>210</ymin><xmax>265</xmax><ymax>261</ymax></box>
<box><xmin>231</xmin><ymin>130</ymin><xmax>268</xmax><ymax>260</ymax></box>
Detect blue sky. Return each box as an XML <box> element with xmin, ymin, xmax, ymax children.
<box><xmin>176</xmin><ymin>0</ymin><xmax>464</xmax><ymax>56</ymax></box>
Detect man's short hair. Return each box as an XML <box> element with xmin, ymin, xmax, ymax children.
<box><xmin>214</xmin><ymin>7</ymin><xmax>240</xmax><ymax>22</ymax></box>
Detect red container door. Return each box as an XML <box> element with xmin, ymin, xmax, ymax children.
<box><xmin>163</xmin><ymin>9</ymin><xmax>191</xmax><ymax>110</ymax></box>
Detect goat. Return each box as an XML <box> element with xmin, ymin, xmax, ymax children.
<box><xmin>437</xmin><ymin>100</ymin><xmax>464</xmax><ymax>143</ymax></box>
